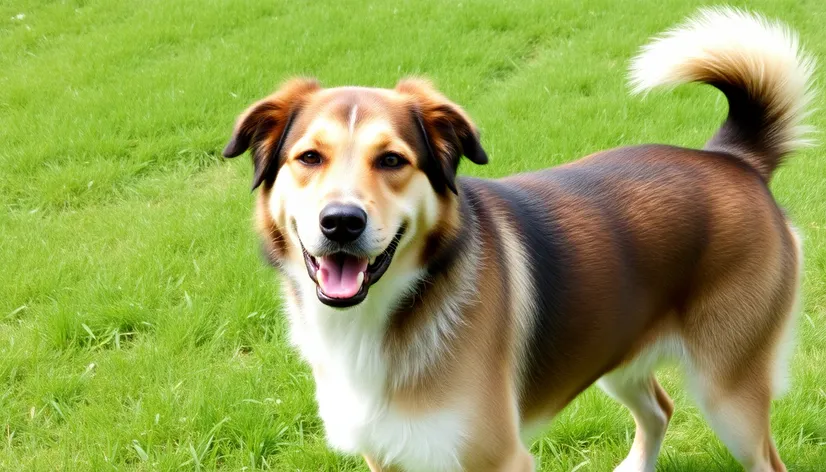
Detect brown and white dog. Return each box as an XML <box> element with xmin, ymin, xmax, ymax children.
<box><xmin>223</xmin><ymin>8</ymin><xmax>813</xmax><ymax>472</ymax></box>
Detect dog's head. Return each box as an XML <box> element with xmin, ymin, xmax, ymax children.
<box><xmin>224</xmin><ymin>78</ymin><xmax>487</xmax><ymax>308</ymax></box>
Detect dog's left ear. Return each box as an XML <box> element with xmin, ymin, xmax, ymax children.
<box><xmin>223</xmin><ymin>78</ymin><xmax>321</xmax><ymax>190</ymax></box>
<box><xmin>396</xmin><ymin>78</ymin><xmax>488</xmax><ymax>195</ymax></box>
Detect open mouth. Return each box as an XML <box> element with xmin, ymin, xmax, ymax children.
<box><xmin>301</xmin><ymin>226</ymin><xmax>405</xmax><ymax>308</ymax></box>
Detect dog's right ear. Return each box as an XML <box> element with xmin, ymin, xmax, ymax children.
<box><xmin>223</xmin><ymin>78</ymin><xmax>321</xmax><ymax>190</ymax></box>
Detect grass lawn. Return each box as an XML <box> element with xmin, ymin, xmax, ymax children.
<box><xmin>2</xmin><ymin>0</ymin><xmax>825</xmax><ymax>470</ymax></box>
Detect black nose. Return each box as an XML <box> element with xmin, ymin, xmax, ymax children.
<box><xmin>319</xmin><ymin>203</ymin><xmax>367</xmax><ymax>244</ymax></box>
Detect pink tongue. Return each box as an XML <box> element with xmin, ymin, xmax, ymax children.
<box><xmin>318</xmin><ymin>254</ymin><xmax>369</xmax><ymax>299</ymax></box>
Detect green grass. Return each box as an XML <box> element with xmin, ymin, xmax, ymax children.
<box><xmin>2</xmin><ymin>0</ymin><xmax>825</xmax><ymax>470</ymax></box>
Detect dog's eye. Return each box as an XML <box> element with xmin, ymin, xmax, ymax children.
<box><xmin>377</xmin><ymin>153</ymin><xmax>406</xmax><ymax>169</ymax></box>
<box><xmin>298</xmin><ymin>151</ymin><xmax>322</xmax><ymax>166</ymax></box>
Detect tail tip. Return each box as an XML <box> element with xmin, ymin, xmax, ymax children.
<box><xmin>628</xmin><ymin>7</ymin><xmax>815</xmax><ymax>94</ymax></box>
<box><xmin>628</xmin><ymin>7</ymin><xmax>817</xmax><ymax>158</ymax></box>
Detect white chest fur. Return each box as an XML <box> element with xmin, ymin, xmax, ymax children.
<box><xmin>285</xmin><ymin>277</ymin><xmax>468</xmax><ymax>472</ymax></box>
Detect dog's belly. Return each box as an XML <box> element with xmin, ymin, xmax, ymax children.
<box><xmin>315</xmin><ymin>369</ymin><xmax>467</xmax><ymax>472</ymax></box>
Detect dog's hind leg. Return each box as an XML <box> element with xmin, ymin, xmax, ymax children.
<box><xmin>686</xmin><ymin>353</ymin><xmax>786</xmax><ymax>472</ymax></box>
<box><xmin>598</xmin><ymin>372</ymin><xmax>673</xmax><ymax>472</ymax></box>
<box><xmin>680</xmin><ymin>231</ymin><xmax>800</xmax><ymax>472</ymax></box>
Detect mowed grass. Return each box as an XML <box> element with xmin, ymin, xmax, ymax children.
<box><xmin>1</xmin><ymin>0</ymin><xmax>825</xmax><ymax>470</ymax></box>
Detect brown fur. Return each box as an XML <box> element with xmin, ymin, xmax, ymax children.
<box><xmin>225</xmin><ymin>13</ymin><xmax>809</xmax><ymax>469</ymax></box>
<box><xmin>227</xmin><ymin>83</ymin><xmax>801</xmax><ymax>470</ymax></box>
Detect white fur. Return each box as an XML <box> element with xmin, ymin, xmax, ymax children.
<box><xmin>604</xmin><ymin>336</ymin><xmax>685</xmax><ymax>385</ymax></box>
<box><xmin>348</xmin><ymin>104</ymin><xmax>359</xmax><ymax>136</ymax></box>
<box><xmin>597</xmin><ymin>336</ymin><xmax>685</xmax><ymax>472</ymax></box>
<box><xmin>495</xmin><ymin>213</ymin><xmax>537</xmax><ymax>405</ymax></box>
<box><xmin>773</xmin><ymin>225</ymin><xmax>804</xmax><ymax>397</ymax></box>
<box><xmin>688</xmin><ymin>387</ymin><xmax>774</xmax><ymax>470</ymax></box>
<box><xmin>629</xmin><ymin>7</ymin><xmax>816</xmax><ymax>154</ymax></box>
<box><xmin>389</xmin><ymin>274</ymin><xmax>473</xmax><ymax>390</ymax></box>
<box><xmin>285</xmin><ymin>264</ymin><xmax>470</xmax><ymax>471</ymax></box>
<box><xmin>599</xmin><ymin>376</ymin><xmax>668</xmax><ymax>472</ymax></box>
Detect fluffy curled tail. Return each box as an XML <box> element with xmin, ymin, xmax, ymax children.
<box><xmin>630</xmin><ymin>7</ymin><xmax>816</xmax><ymax>181</ymax></box>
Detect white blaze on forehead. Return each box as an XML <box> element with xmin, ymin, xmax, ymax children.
<box><xmin>348</xmin><ymin>104</ymin><xmax>359</xmax><ymax>136</ymax></box>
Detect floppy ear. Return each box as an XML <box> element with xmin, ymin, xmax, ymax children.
<box><xmin>395</xmin><ymin>78</ymin><xmax>488</xmax><ymax>195</ymax></box>
<box><xmin>223</xmin><ymin>78</ymin><xmax>321</xmax><ymax>190</ymax></box>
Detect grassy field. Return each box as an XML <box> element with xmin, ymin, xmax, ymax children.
<box><xmin>2</xmin><ymin>0</ymin><xmax>825</xmax><ymax>470</ymax></box>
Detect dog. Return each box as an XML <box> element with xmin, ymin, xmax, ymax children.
<box><xmin>223</xmin><ymin>8</ymin><xmax>812</xmax><ymax>472</ymax></box>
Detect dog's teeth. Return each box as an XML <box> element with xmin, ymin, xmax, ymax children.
<box><xmin>315</xmin><ymin>269</ymin><xmax>322</xmax><ymax>282</ymax></box>
<box><xmin>369</xmin><ymin>256</ymin><xmax>377</xmax><ymax>265</ymax></box>
<box><xmin>356</xmin><ymin>271</ymin><xmax>365</xmax><ymax>287</ymax></box>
